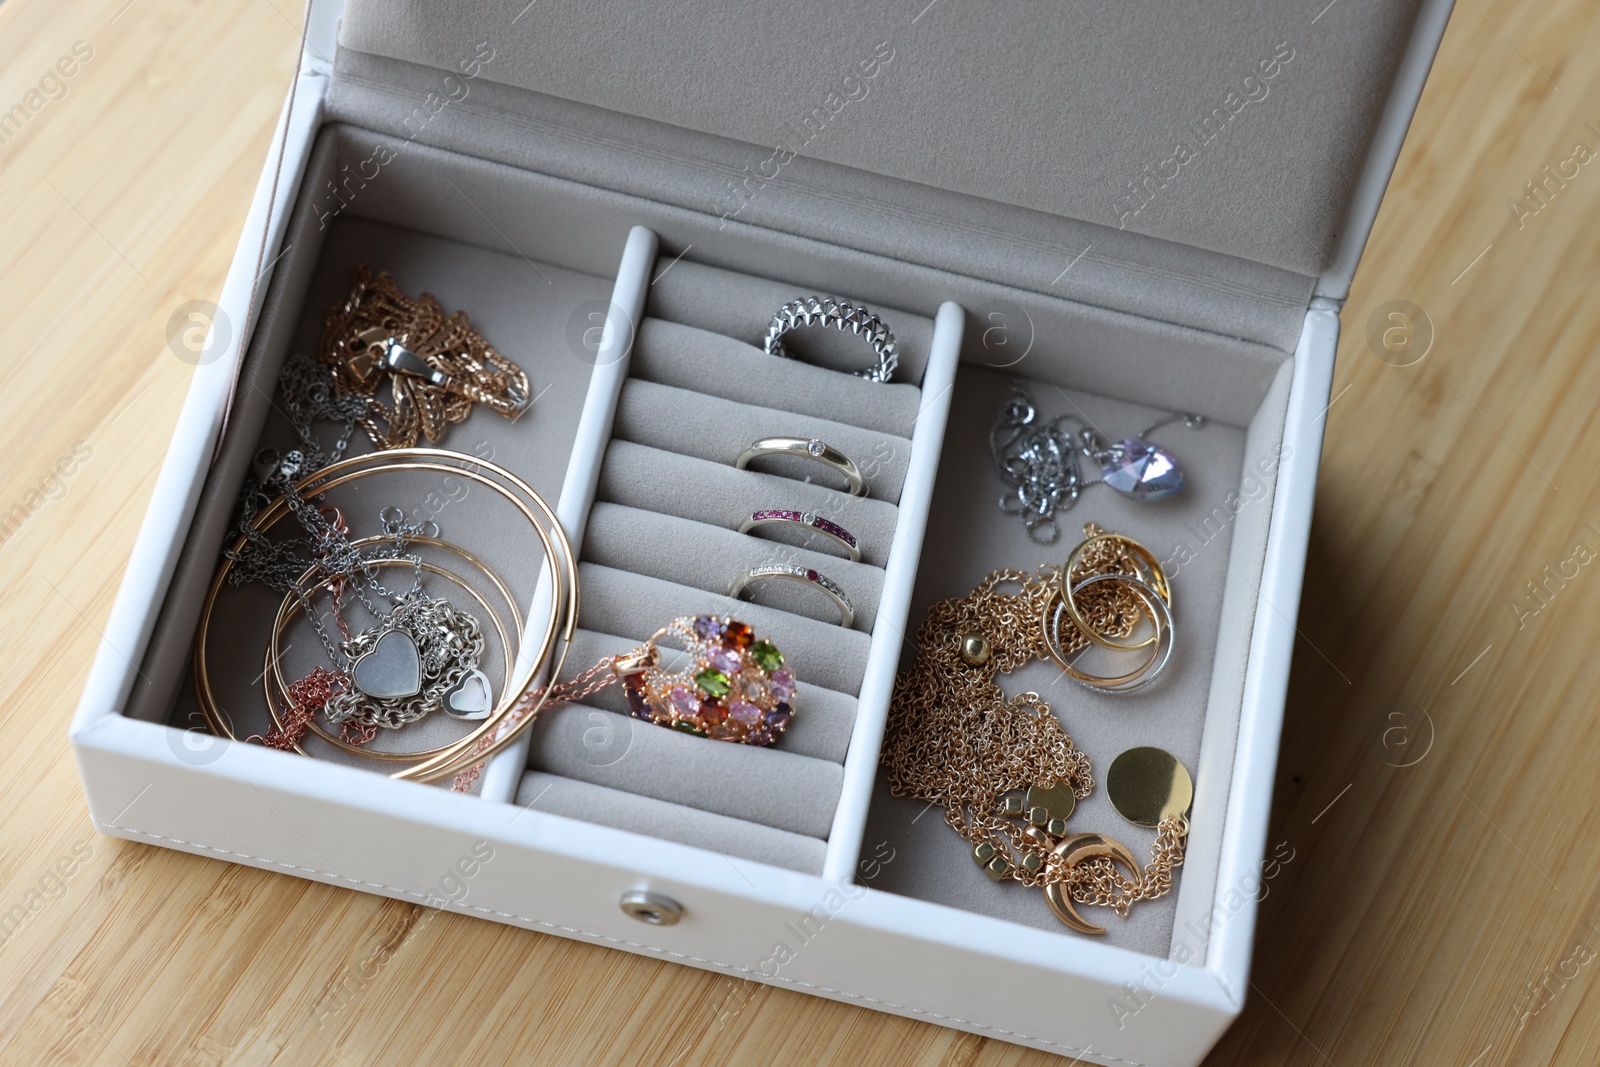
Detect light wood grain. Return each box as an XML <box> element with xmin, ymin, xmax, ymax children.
<box><xmin>3</xmin><ymin>0</ymin><xmax>1598</xmax><ymax>1064</ymax></box>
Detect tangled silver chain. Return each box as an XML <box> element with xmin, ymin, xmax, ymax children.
<box><xmin>225</xmin><ymin>354</ymin><xmax>439</xmax><ymax>666</ymax></box>
<box><xmin>990</xmin><ymin>381</ymin><xmax>1201</xmax><ymax>544</ymax></box>
<box><xmin>324</xmin><ymin>593</ymin><xmax>484</xmax><ymax>729</ymax></box>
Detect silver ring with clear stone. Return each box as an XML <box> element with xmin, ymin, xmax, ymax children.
<box><xmin>731</xmin><ymin>564</ymin><xmax>856</xmax><ymax>628</ymax></box>
<box><xmin>738</xmin><ymin>508</ymin><xmax>862</xmax><ymax>562</ymax></box>
<box><xmin>734</xmin><ymin>436</ymin><xmax>867</xmax><ymax>496</ymax></box>
<box><xmin>763</xmin><ymin>296</ymin><xmax>899</xmax><ymax>384</ymax></box>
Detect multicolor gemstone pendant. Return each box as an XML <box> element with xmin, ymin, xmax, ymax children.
<box><xmin>616</xmin><ymin>615</ymin><xmax>796</xmax><ymax>746</ymax></box>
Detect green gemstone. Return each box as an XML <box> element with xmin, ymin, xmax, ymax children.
<box><xmin>748</xmin><ymin>640</ymin><xmax>784</xmax><ymax>673</ymax></box>
<box><xmin>694</xmin><ymin>668</ymin><xmax>731</xmax><ymax>697</ymax></box>
<box><xmin>673</xmin><ymin>720</ymin><xmax>707</xmax><ymax>737</ymax></box>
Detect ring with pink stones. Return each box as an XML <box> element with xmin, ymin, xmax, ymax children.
<box><xmin>613</xmin><ymin>614</ymin><xmax>797</xmax><ymax>746</ymax></box>
<box><xmin>737</xmin><ymin>508</ymin><xmax>862</xmax><ymax>562</ymax></box>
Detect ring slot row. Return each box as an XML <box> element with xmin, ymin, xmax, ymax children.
<box><xmin>518</xmin><ymin>257</ymin><xmax>933</xmax><ymax>872</ymax></box>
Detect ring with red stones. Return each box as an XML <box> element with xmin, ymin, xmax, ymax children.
<box><xmin>734</xmin><ymin>436</ymin><xmax>867</xmax><ymax>496</ymax></box>
<box><xmin>738</xmin><ymin>508</ymin><xmax>862</xmax><ymax>562</ymax></box>
<box><xmin>731</xmin><ymin>564</ymin><xmax>856</xmax><ymax>628</ymax></box>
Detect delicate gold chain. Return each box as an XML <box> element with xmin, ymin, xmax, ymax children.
<box><xmin>883</xmin><ymin>523</ymin><xmax>1186</xmax><ymax>918</ymax></box>
<box><xmin>320</xmin><ymin>265</ymin><xmax>531</xmax><ymax>449</ymax></box>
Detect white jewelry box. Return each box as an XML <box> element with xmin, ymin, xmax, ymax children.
<box><xmin>69</xmin><ymin>2</ymin><xmax>1454</xmax><ymax>1063</ymax></box>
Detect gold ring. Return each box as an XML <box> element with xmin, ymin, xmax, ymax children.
<box><xmin>1059</xmin><ymin>533</ymin><xmax>1170</xmax><ymax>651</ymax></box>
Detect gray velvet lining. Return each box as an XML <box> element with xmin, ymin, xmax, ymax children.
<box><xmin>286</xmin><ymin>123</ymin><xmax>1292</xmax><ymax>425</ymax></box>
<box><xmin>336</xmin><ymin>0</ymin><xmax>1423</xmax><ymax>275</ymax></box>
<box><xmin>860</xmin><ymin>360</ymin><xmax>1287</xmax><ymax>958</ymax></box>
<box><xmin>582</xmin><ymin>503</ymin><xmax>886</xmax><ymax>632</ymax></box>
<box><xmin>630</xmin><ymin>318</ymin><xmax>925</xmax><ymax>436</ymax></box>
<box><xmin>515</xmin><ymin>772</ymin><xmax>828</xmax><ymax>874</ymax></box>
<box><xmin>512</xmin><ymin>255</ymin><xmax>938</xmax><ymax>866</ymax></box>
<box><xmin>598</xmin><ymin>442</ymin><xmax>901</xmax><ymax>568</ymax></box>
<box><xmin>324</xmin><ymin>48</ymin><xmax>1319</xmax><ymax>355</ymax></box>
<box><xmin>642</xmin><ymin>261</ymin><xmax>936</xmax><ymax>386</ymax></box>
<box><xmin>612</xmin><ymin>380</ymin><xmax>914</xmax><ymax>503</ymax></box>
<box><xmin>526</xmin><ymin>703</ymin><xmax>842</xmax><ymax>839</ymax></box>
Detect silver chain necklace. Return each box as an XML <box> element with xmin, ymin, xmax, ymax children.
<box><xmin>990</xmin><ymin>380</ymin><xmax>1204</xmax><ymax>544</ymax></box>
<box><xmin>223</xmin><ymin>356</ymin><xmax>489</xmax><ymax>730</ymax></box>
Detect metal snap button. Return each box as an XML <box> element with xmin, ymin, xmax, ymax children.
<box><xmin>619</xmin><ymin>889</ymin><xmax>682</xmax><ymax>926</ymax></box>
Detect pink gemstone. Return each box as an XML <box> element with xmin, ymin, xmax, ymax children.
<box><xmin>728</xmin><ymin>700</ymin><xmax>762</xmax><ymax>726</ymax></box>
<box><xmin>770</xmin><ymin>669</ymin><xmax>796</xmax><ymax>701</ymax></box>
<box><xmin>815</xmin><ymin>517</ymin><xmax>856</xmax><ymax>547</ymax></box>
<box><xmin>669</xmin><ymin>685</ymin><xmax>698</xmax><ymax>717</ymax></box>
<box><xmin>709</xmin><ymin>646</ymin><xmax>743</xmax><ymax>674</ymax></box>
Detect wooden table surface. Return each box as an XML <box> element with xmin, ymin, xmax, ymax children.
<box><xmin>3</xmin><ymin>0</ymin><xmax>1598</xmax><ymax>1063</ymax></box>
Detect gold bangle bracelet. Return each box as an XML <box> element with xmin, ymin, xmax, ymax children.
<box><xmin>195</xmin><ymin>458</ymin><xmax>559</xmax><ymax>767</ymax></box>
<box><xmin>193</xmin><ymin>447</ymin><xmax>577</xmax><ymax>782</ymax></box>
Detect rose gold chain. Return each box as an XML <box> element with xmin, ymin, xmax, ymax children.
<box><xmin>883</xmin><ymin>523</ymin><xmax>1186</xmax><ymax>916</ymax></box>
<box><xmin>320</xmin><ymin>265</ymin><xmax>531</xmax><ymax>449</ymax></box>
<box><xmin>448</xmin><ymin>655</ymin><xmax>630</xmax><ymax>792</ymax></box>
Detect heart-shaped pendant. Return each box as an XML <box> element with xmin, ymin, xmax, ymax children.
<box><xmin>443</xmin><ymin>669</ymin><xmax>493</xmax><ymax>720</ymax></box>
<box><xmin>1100</xmin><ymin>438</ymin><xmax>1184</xmax><ymax>500</ymax></box>
<box><xmin>352</xmin><ymin>630</ymin><xmax>423</xmax><ymax>699</ymax></box>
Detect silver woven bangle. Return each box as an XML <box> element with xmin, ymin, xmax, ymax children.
<box><xmin>763</xmin><ymin>296</ymin><xmax>899</xmax><ymax>384</ymax></box>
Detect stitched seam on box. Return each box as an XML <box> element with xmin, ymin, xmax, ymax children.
<box><xmin>101</xmin><ymin>821</ymin><xmax>1155</xmax><ymax>1065</ymax></box>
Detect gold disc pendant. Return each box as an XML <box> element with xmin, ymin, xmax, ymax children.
<box><xmin>1106</xmin><ymin>746</ymin><xmax>1194</xmax><ymax>829</ymax></box>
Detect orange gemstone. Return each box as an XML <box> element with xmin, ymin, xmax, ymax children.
<box><xmin>723</xmin><ymin>621</ymin><xmax>754</xmax><ymax>648</ymax></box>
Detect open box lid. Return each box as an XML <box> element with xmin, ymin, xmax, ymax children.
<box><xmin>316</xmin><ymin>0</ymin><xmax>1452</xmax><ymax>354</ymax></box>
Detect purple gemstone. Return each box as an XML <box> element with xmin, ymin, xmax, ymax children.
<box><xmin>693</xmin><ymin>615</ymin><xmax>722</xmax><ymax>640</ymax></box>
<box><xmin>764</xmin><ymin>707</ymin><xmax>792</xmax><ymax>732</ymax></box>
<box><xmin>624</xmin><ymin>681</ymin><xmax>651</xmax><ymax>719</ymax></box>
<box><xmin>748</xmin><ymin>729</ymin><xmax>774</xmax><ymax>746</ymax></box>
<box><xmin>669</xmin><ymin>685</ymin><xmax>699</xmax><ymax>717</ymax></box>
<box><xmin>709</xmin><ymin>646</ymin><xmax>743</xmax><ymax>675</ymax></box>
<box><xmin>770</xmin><ymin>669</ymin><xmax>796</xmax><ymax>701</ymax></box>
<box><xmin>728</xmin><ymin>700</ymin><xmax>762</xmax><ymax>726</ymax></box>
<box><xmin>1101</xmin><ymin>438</ymin><xmax>1184</xmax><ymax>500</ymax></box>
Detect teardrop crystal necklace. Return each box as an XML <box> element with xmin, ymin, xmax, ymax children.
<box><xmin>990</xmin><ymin>380</ymin><xmax>1204</xmax><ymax>544</ymax></box>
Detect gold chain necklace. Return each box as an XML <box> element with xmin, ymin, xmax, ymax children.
<box><xmin>883</xmin><ymin>524</ymin><xmax>1187</xmax><ymax>934</ymax></box>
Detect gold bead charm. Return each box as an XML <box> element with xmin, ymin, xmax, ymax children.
<box><xmin>958</xmin><ymin>630</ymin><xmax>992</xmax><ymax>666</ymax></box>
<box><xmin>973</xmin><ymin>841</ymin><xmax>1012</xmax><ymax>881</ymax></box>
<box><xmin>1025</xmin><ymin>780</ymin><xmax>1076</xmax><ymax>832</ymax></box>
